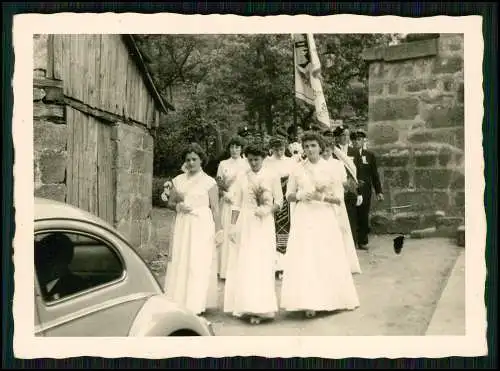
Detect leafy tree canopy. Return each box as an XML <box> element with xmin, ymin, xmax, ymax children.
<box><xmin>134</xmin><ymin>33</ymin><xmax>395</xmax><ymax>177</ymax></box>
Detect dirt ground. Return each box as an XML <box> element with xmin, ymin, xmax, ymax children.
<box><xmin>150</xmin><ymin>207</ymin><xmax>464</xmax><ymax>336</ymax></box>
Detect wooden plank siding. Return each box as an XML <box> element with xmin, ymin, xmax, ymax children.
<box><xmin>50</xmin><ymin>34</ymin><xmax>160</xmax><ymax>126</ymax></box>
<box><xmin>66</xmin><ymin>106</ymin><xmax>115</xmax><ymax>224</ymax></box>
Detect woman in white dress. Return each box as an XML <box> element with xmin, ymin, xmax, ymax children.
<box><xmin>164</xmin><ymin>143</ymin><xmax>222</xmax><ymax>315</ymax></box>
<box><xmin>263</xmin><ymin>136</ymin><xmax>297</xmax><ymax>279</ymax></box>
<box><xmin>223</xmin><ymin>143</ymin><xmax>283</xmax><ymax>324</ymax></box>
<box><xmin>321</xmin><ymin>136</ymin><xmax>362</xmax><ymax>275</ymax></box>
<box><xmin>280</xmin><ymin>131</ymin><xmax>360</xmax><ymax>319</ymax></box>
<box><xmin>216</xmin><ymin>136</ymin><xmax>249</xmax><ymax>280</ymax></box>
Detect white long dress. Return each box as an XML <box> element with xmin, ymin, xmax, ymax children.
<box><xmin>280</xmin><ymin>158</ymin><xmax>360</xmax><ymax>312</ymax></box>
<box><xmin>328</xmin><ymin>156</ymin><xmax>362</xmax><ymax>274</ymax></box>
<box><xmin>163</xmin><ymin>171</ymin><xmax>219</xmax><ymax>315</ymax></box>
<box><xmin>216</xmin><ymin>157</ymin><xmax>249</xmax><ymax>279</ymax></box>
<box><xmin>263</xmin><ymin>156</ymin><xmax>297</xmax><ymax>273</ymax></box>
<box><xmin>223</xmin><ymin>167</ymin><xmax>283</xmax><ymax>318</ymax></box>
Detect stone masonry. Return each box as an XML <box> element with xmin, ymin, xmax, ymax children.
<box><xmin>34</xmin><ymin>35</ymin><xmax>68</xmax><ymax>203</ymax></box>
<box><xmin>363</xmin><ymin>34</ymin><xmax>464</xmax><ymax>234</ymax></box>
<box><xmin>113</xmin><ymin>123</ymin><xmax>158</xmax><ymax>251</ymax></box>
<box><xmin>33</xmin><ymin>34</ymin><xmax>160</xmax><ymax>254</ymax></box>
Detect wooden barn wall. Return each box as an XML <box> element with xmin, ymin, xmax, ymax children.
<box><xmin>50</xmin><ymin>34</ymin><xmax>158</xmax><ymax>127</ymax></box>
<box><xmin>66</xmin><ymin>106</ymin><xmax>116</xmax><ymax>224</ymax></box>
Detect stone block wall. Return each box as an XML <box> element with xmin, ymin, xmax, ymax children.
<box><xmin>363</xmin><ymin>34</ymin><xmax>464</xmax><ymax>233</ymax></box>
<box><xmin>33</xmin><ymin>34</ymin><xmax>68</xmax><ymax>202</ymax></box>
<box><xmin>113</xmin><ymin>123</ymin><xmax>158</xmax><ymax>251</ymax></box>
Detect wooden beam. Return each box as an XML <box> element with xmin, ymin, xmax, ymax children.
<box><xmin>64</xmin><ymin>96</ymin><xmax>121</xmax><ymax>124</ymax></box>
<box><xmin>64</xmin><ymin>96</ymin><xmax>156</xmax><ymax>129</ymax></box>
<box><xmin>33</xmin><ymin>77</ymin><xmax>63</xmax><ymax>89</ymax></box>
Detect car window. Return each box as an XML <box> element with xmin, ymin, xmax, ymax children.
<box><xmin>35</xmin><ymin>231</ymin><xmax>124</xmax><ymax>303</ymax></box>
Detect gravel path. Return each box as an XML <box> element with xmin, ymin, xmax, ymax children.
<box><xmin>151</xmin><ymin>207</ymin><xmax>464</xmax><ymax>336</ymax></box>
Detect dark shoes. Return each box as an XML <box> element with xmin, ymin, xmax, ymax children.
<box><xmin>357</xmin><ymin>244</ymin><xmax>369</xmax><ymax>251</ymax></box>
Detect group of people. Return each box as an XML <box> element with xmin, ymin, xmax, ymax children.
<box><xmin>161</xmin><ymin>123</ymin><xmax>383</xmax><ymax>325</ymax></box>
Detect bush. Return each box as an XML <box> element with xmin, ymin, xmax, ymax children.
<box><xmin>152</xmin><ymin>176</ymin><xmax>171</xmax><ymax>208</ymax></box>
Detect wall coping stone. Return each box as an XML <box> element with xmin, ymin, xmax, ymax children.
<box><xmin>363</xmin><ymin>37</ymin><xmax>439</xmax><ymax>63</ymax></box>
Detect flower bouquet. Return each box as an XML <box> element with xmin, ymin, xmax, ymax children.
<box><xmin>170</xmin><ymin>188</ymin><xmax>185</xmax><ymax>203</ymax></box>
<box><xmin>314</xmin><ymin>179</ymin><xmax>329</xmax><ymax>197</ymax></box>
<box><xmin>161</xmin><ymin>180</ymin><xmax>173</xmax><ymax>202</ymax></box>
<box><xmin>214</xmin><ymin>229</ymin><xmax>224</xmax><ymax>246</ymax></box>
<box><xmin>251</xmin><ymin>183</ymin><xmax>272</xmax><ymax>207</ymax></box>
<box><xmin>216</xmin><ymin>170</ymin><xmax>237</xmax><ymax>201</ymax></box>
<box><xmin>344</xmin><ymin>177</ymin><xmax>358</xmax><ymax>194</ymax></box>
<box><xmin>251</xmin><ymin>182</ymin><xmax>273</xmax><ymax>218</ymax></box>
<box><xmin>310</xmin><ymin>172</ymin><xmax>331</xmax><ymax>202</ymax></box>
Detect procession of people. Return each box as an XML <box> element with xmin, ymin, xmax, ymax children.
<box><xmin>162</xmin><ymin>122</ymin><xmax>383</xmax><ymax>324</ymax></box>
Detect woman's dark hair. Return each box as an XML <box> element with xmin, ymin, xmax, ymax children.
<box><xmin>226</xmin><ymin>135</ymin><xmax>246</xmax><ymax>151</ymax></box>
<box><xmin>182</xmin><ymin>142</ymin><xmax>208</xmax><ymax>166</ymax></box>
<box><xmin>301</xmin><ymin>131</ymin><xmax>326</xmax><ymax>152</ymax></box>
<box><xmin>269</xmin><ymin>136</ymin><xmax>287</xmax><ymax>149</ymax></box>
<box><xmin>244</xmin><ymin>142</ymin><xmax>268</xmax><ymax>158</ymax></box>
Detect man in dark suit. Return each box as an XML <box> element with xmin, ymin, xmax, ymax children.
<box><xmin>351</xmin><ymin>130</ymin><xmax>384</xmax><ymax>250</ymax></box>
<box><xmin>330</xmin><ymin>125</ymin><xmax>364</xmax><ymax>249</ymax></box>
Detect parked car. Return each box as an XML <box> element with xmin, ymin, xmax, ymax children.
<box><xmin>34</xmin><ymin>197</ymin><xmax>214</xmax><ymax>337</ymax></box>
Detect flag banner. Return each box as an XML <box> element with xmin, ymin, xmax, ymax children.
<box><xmin>293</xmin><ymin>33</ymin><xmax>331</xmax><ymax>128</ymax></box>
<box><xmin>275</xmin><ymin>176</ymin><xmax>290</xmax><ymax>254</ymax></box>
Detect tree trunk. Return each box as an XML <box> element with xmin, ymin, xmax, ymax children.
<box><xmin>214</xmin><ymin>124</ymin><xmax>223</xmax><ymax>156</ymax></box>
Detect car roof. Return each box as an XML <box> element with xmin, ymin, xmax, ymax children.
<box><xmin>35</xmin><ymin>197</ymin><xmax>128</xmax><ymax>240</ymax></box>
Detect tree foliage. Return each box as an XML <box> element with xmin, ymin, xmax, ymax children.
<box><xmin>134</xmin><ymin>33</ymin><xmax>394</xmax><ymax>177</ymax></box>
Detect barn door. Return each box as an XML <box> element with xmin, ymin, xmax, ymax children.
<box><xmin>66</xmin><ymin>107</ymin><xmax>115</xmax><ymax>224</ymax></box>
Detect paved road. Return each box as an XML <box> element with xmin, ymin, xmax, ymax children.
<box><xmin>201</xmin><ymin>235</ymin><xmax>464</xmax><ymax>336</ymax></box>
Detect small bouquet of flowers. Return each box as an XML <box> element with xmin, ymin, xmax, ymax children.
<box><xmin>170</xmin><ymin>188</ymin><xmax>185</xmax><ymax>204</ymax></box>
<box><xmin>172</xmin><ymin>189</ymin><xmax>198</xmax><ymax>215</ymax></box>
<box><xmin>311</xmin><ymin>172</ymin><xmax>331</xmax><ymax>202</ymax></box>
<box><xmin>252</xmin><ymin>183</ymin><xmax>272</xmax><ymax>207</ymax></box>
<box><xmin>161</xmin><ymin>180</ymin><xmax>173</xmax><ymax>202</ymax></box>
<box><xmin>251</xmin><ymin>182</ymin><xmax>273</xmax><ymax>218</ymax></box>
<box><xmin>344</xmin><ymin>177</ymin><xmax>359</xmax><ymax>194</ymax></box>
<box><xmin>314</xmin><ymin>179</ymin><xmax>329</xmax><ymax>197</ymax></box>
<box><xmin>214</xmin><ymin>229</ymin><xmax>224</xmax><ymax>246</ymax></box>
<box><xmin>216</xmin><ymin>170</ymin><xmax>237</xmax><ymax>201</ymax></box>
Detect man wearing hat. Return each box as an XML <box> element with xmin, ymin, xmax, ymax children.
<box><xmin>351</xmin><ymin>130</ymin><xmax>383</xmax><ymax>250</ymax></box>
<box><xmin>330</xmin><ymin>125</ymin><xmax>364</xmax><ymax>249</ymax></box>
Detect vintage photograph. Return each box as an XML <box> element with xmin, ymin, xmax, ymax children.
<box><xmin>14</xmin><ymin>13</ymin><xmax>486</xmax><ymax>359</ymax></box>
<box><xmin>32</xmin><ymin>31</ymin><xmax>467</xmax><ymax>336</ymax></box>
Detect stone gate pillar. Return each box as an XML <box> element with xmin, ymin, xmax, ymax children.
<box><xmin>362</xmin><ymin>34</ymin><xmax>464</xmax><ymax>235</ymax></box>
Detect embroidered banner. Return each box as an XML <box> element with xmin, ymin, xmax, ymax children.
<box><xmin>275</xmin><ymin>176</ymin><xmax>290</xmax><ymax>253</ymax></box>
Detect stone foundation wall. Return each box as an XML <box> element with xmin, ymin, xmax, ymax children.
<box><xmin>33</xmin><ymin>35</ymin><xmax>69</xmax><ymax>202</ymax></box>
<box><xmin>33</xmin><ymin>80</ymin><xmax>68</xmax><ymax>202</ymax></box>
<box><xmin>113</xmin><ymin>123</ymin><xmax>158</xmax><ymax>251</ymax></box>
<box><xmin>363</xmin><ymin>34</ymin><xmax>464</xmax><ymax>233</ymax></box>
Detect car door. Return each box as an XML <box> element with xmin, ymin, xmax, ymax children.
<box><xmin>34</xmin><ymin>280</ymin><xmax>44</xmax><ymax>336</ymax></box>
<box><xmin>34</xmin><ymin>219</ymin><xmax>160</xmax><ymax>337</ymax></box>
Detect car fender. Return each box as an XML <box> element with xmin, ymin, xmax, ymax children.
<box><xmin>128</xmin><ymin>294</ymin><xmax>214</xmax><ymax>336</ymax></box>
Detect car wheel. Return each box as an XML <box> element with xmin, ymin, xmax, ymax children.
<box><xmin>169</xmin><ymin>329</ymin><xmax>200</xmax><ymax>336</ymax></box>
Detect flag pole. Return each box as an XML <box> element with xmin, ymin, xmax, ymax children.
<box><xmin>292</xmin><ymin>35</ymin><xmax>298</xmax><ymax>132</ymax></box>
